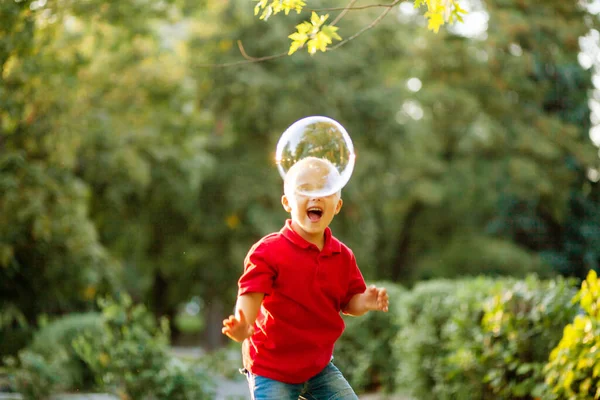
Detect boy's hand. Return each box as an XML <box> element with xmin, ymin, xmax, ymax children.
<box><xmin>363</xmin><ymin>285</ymin><xmax>389</xmax><ymax>312</ymax></box>
<box><xmin>222</xmin><ymin>309</ymin><xmax>255</xmax><ymax>342</ymax></box>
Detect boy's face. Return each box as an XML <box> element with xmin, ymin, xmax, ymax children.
<box><xmin>281</xmin><ymin>158</ymin><xmax>343</xmax><ymax>237</ymax></box>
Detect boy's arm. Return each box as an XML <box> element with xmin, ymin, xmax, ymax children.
<box><xmin>222</xmin><ymin>292</ymin><xmax>264</xmax><ymax>342</ymax></box>
<box><xmin>235</xmin><ymin>292</ymin><xmax>264</xmax><ymax>326</ymax></box>
<box><xmin>342</xmin><ymin>285</ymin><xmax>389</xmax><ymax>316</ymax></box>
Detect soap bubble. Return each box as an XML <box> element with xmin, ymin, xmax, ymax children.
<box><xmin>276</xmin><ymin>116</ymin><xmax>355</xmax><ymax>197</ymax></box>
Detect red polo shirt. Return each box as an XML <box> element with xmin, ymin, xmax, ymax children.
<box><xmin>238</xmin><ymin>219</ymin><xmax>367</xmax><ymax>384</ymax></box>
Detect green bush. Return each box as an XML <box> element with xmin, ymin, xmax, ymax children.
<box><xmin>0</xmin><ymin>306</ymin><xmax>32</xmax><ymax>359</ymax></box>
<box><xmin>28</xmin><ymin>312</ymin><xmax>103</xmax><ymax>390</ymax></box>
<box><xmin>73</xmin><ymin>295</ymin><xmax>215</xmax><ymax>399</ymax></box>
<box><xmin>479</xmin><ymin>276</ymin><xmax>578</xmax><ymax>399</ymax></box>
<box><xmin>73</xmin><ymin>296</ymin><xmax>170</xmax><ymax>397</ymax></box>
<box><xmin>334</xmin><ymin>282</ymin><xmax>404</xmax><ymax>393</ymax></box>
<box><xmin>4</xmin><ymin>298</ymin><xmax>214</xmax><ymax>399</ymax></box>
<box><xmin>544</xmin><ymin>270</ymin><xmax>600</xmax><ymax>399</ymax></box>
<box><xmin>3</xmin><ymin>350</ymin><xmax>69</xmax><ymax>400</ymax></box>
<box><xmin>3</xmin><ymin>312</ymin><xmax>103</xmax><ymax>398</ymax></box>
<box><xmin>393</xmin><ymin>277</ymin><xmax>498</xmax><ymax>400</ymax></box>
<box><xmin>150</xmin><ymin>358</ymin><xmax>215</xmax><ymax>400</ymax></box>
<box><xmin>392</xmin><ymin>276</ymin><xmax>578</xmax><ymax>400</ymax></box>
<box><xmin>0</xmin><ymin>327</ymin><xmax>33</xmax><ymax>367</ymax></box>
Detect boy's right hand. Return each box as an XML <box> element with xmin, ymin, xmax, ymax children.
<box><xmin>222</xmin><ymin>309</ymin><xmax>255</xmax><ymax>342</ymax></box>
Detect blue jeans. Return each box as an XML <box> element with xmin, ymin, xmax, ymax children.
<box><xmin>245</xmin><ymin>362</ymin><xmax>358</xmax><ymax>400</ymax></box>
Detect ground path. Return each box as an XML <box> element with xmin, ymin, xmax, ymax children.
<box><xmin>171</xmin><ymin>347</ymin><xmax>412</xmax><ymax>399</ymax></box>
<box><xmin>0</xmin><ymin>346</ymin><xmax>412</xmax><ymax>400</ymax></box>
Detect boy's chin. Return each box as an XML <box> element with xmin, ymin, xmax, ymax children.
<box><xmin>299</xmin><ymin>220</ymin><xmax>326</xmax><ymax>233</ymax></box>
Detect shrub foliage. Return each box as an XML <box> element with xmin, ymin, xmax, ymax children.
<box><xmin>544</xmin><ymin>270</ymin><xmax>600</xmax><ymax>399</ymax></box>
<box><xmin>337</xmin><ymin>275</ymin><xmax>582</xmax><ymax>399</ymax></box>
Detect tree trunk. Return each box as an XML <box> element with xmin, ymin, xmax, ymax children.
<box><xmin>150</xmin><ymin>272</ymin><xmax>181</xmax><ymax>340</ymax></box>
<box><xmin>391</xmin><ymin>202</ymin><xmax>423</xmax><ymax>281</ymax></box>
<box><xmin>203</xmin><ymin>299</ymin><xmax>225</xmax><ymax>350</ymax></box>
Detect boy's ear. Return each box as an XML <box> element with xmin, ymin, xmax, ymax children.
<box><xmin>334</xmin><ymin>198</ymin><xmax>343</xmax><ymax>215</ymax></box>
<box><xmin>281</xmin><ymin>195</ymin><xmax>292</xmax><ymax>213</ymax></box>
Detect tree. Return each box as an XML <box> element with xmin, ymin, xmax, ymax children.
<box><xmin>0</xmin><ymin>0</ymin><xmax>216</xmax><ymax>352</ymax></box>
<box><xmin>200</xmin><ymin>0</ymin><xmax>599</xmax><ymax>284</ymax></box>
<box><xmin>479</xmin><ymin>0</ymin><xmax>600</xmax><ymax>278</ymax></box>
<box><xmin>377</xmin><ymin>0</ymin><xmax>600</xmax><ymax>281</ymax></box>
<box><xmin>1</xmin><ymin>0</ymin><xmax>121</xmax><ymax>355</ymax></box>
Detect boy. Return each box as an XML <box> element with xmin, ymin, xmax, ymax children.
<box><xmin>222</xmin><ymin>157</ymin><xmax>389</xmax><ymax>399</ymax></box>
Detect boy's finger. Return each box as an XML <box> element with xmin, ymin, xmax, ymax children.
<box><xmin>238</xmin><ymin>308</ymin><xmax>247</xmax><ymax>323</ymax></box>
<box><xmin>224</xmin><ymin>314</ymin><xmax>238</xmax><ymax>322</ymax></box>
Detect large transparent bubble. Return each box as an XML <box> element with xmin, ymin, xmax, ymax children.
<box><xmin>275</xmin><ymin>116</ymin><xmax>355</xmax><ymax>197</ymax></box>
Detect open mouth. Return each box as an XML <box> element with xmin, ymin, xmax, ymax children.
<box><xmin>307</xmin><ymin>207</ymin><xmax>323</xmax><ymax>222</ymax></box>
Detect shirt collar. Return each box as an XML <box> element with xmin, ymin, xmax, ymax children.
<box><xmin>281</xmin><ymin>219</ymin><xmax>341</xmax><ymax>255</ymax></box>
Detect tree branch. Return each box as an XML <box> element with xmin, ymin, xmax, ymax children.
<box><xmin>200</xmin><ymin>0</ymin><xmax>401</xmax><ymax>68</ymax></box>
<box><xmin>329</xmin><ymin>0</ymin><xmax>400</xmax><ymax>50</ymax></box>
<box><xmin>198</xmin><ymin>42</ymin><xmax>288</xmax><ymax>68</ymax></box>
<box><xmin>314</xmin><ymin>2</ymin><xmax>404</xmax><ymax>12</ymax></box>
<box><xmin>331</xmin><ymin>0</ymin><xmax>360</xmax><ymax>26</ymax></box>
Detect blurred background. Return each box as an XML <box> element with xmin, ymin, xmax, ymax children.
<box><xmin>1</xmin><ymin>0</ymin><xmax>600</xmax><ymax>398</ymax></box>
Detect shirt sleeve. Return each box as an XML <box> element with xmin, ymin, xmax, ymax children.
<box><xmin>340</xmin><ymin>251</ymin><xmax>367</xmax><ymax>310</ymax></box>
<box><xmin>238</xmin><ymin>241</ymin><xmax>277</xmax><ymax>297</ymax></box>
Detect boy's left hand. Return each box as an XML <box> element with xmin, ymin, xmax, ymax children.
<box><xmin>364</xmin><ymin>285</ymin><xmax>389</xmax><ymax>312</ymax></box>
